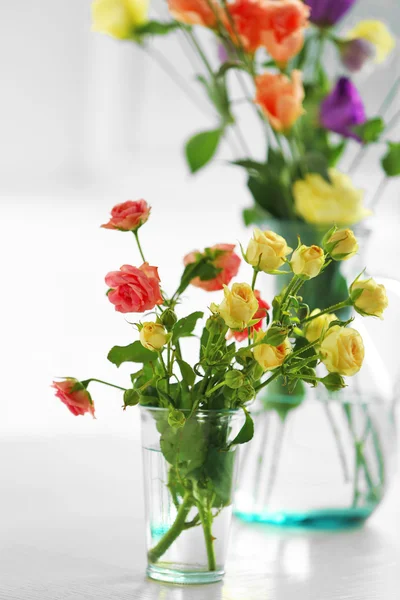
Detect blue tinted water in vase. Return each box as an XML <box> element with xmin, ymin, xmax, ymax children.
<box><xmin>234</xmin><ymin>506</ymin><xmax>376</xmax><ymax>530</ymax></box>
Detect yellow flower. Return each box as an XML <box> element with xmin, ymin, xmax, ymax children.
<box><xmin>290</xmin><ymin>244</ymin><xmax>325</xmax><ymax>279</ymax></box>
<box><xmin>140</xmin><ymin>322</ymin><xmax>168</xmax><ymax>351</ymax></box>
<box><xmin>320</xmin><ymin>326</ymin><xmax>364</xmax><ymax>377</ymax></box>
<box><xmin>304</xmin><ymin>310</ymin><xmax>337</xmax><ymax>343</ymax></box>
<box><xmin>246</xmin><ymin>229</ymin><xmax>292</xmax><ymax>273</ymax></box>
<box><xmin>348</xmin><ymin>20</ymin><xmax>395</xmax><ymax>64</ymax></box>
<box><xmin>350</xmin><ymin>278</ymin><xmax>389</xmax><ymax>319</ymax></box>
<box><xmin>328</xmin><ymin>229</ymin><xmax>358</xmax><ymax>261</ymax></box>
<box><xmin>92</xmin><ymin>0</ymin><xmax>149</xmax><ymax>39</ymax></box>
<box><xmin>293</xmin><ymin>169</ymin><xmax>371</xmax><ymax>226</ymax></box>
<box><xmin>212</xmin><ymin>283</ymin><xmax>259</xmax><ymax>330</ymax></box>
<box><xmin>253</xmin><ymin>333</ymin><xmax>292</xmax><ymax>372</ymax></box>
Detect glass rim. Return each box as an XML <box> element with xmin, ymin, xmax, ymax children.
<box><xmin>139</xmin><ymin>405</ymin><xmax>242</xmax><ymax>416</ymax></box>
<box><xmin>258</xmin><ymin>393</ymin><xmax>393</xmax><ymax>406</ymax></box>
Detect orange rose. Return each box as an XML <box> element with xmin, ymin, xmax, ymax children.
<box><xmin>255</xmin><ymin>70</ymin><xmax>305</xmax><ymax>131</ymax></box>
<box><xmin>227</xmin><ymin>0</ymin><xmax>270</xmax><ymax>53</ymax></box>
<box><xmin>261</xmin><ymin>0</ymin><xmax>309</xmax><ymax>63</ymax></box>
<box><xmin>168</xmin><ymin>0</ymin><xmax>217</xmax><ymax>27</ymax></box>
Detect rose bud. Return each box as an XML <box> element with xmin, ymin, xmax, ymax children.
<box><xmin>105</xmin><ymin>263</ymin><xmax>163</xmax><ymax>313</ymax></box>
<box><xmin>291</xmin><ymin>244</ymin><xmax>325</xmax><ymax>279</ymax></box>
<box><xmin>246</xmin><ymin>229</ymin><xmax>292</xmax><ymax>273</ymax></box>
<box><xmin>304</xmin><ymin>310</ymin><xmax>337</xmax><ymax>343</ymax></box>
<box><xmin>140</xmin><ymin>322</ymin><xmax>169</xmax><ymax>351</ymax></box>
<box><xmin>184</xmin><ymin>243</ymin><xmax>241</xmax><ymax>292</ymax></box>
<box><xmin>92</xmin><ymin>0</ymin><xmax>149</xmax><ymax>39</ymax></box>
<box><xmin>350</xmin><ymin>278</ymin><xmax>389</xmax><ymax>319</ymax></box>
<box><xmin>320</xmin><ymin>326</ymin><xmax>364</xmax><ymax>376</ymax></box>
<box><xmin>255</xmin><ymin>70</ymin><xmax>305</xmax><ymax>132</ymax></box>
<box><xmin>346</xmin><ymin>20</ymin><xmax>395</xmax><ymax>65</ymax></box>
<box><xmin>327</xmin><ymin>229</ymin><xmax>359</xmax><ymax>261</ymax></box>
<box><xmin>231</xmin><ymin>290</ymin><xmax>270</xmax><ymax>342</ymax></box>
<box><xmin>260</xmin><ymin>0</ymin><xmax>310</xmax><ymax>64</ymax></box>
<box><xmin>340</xmin><ymin>38</ymin><xmax>375</xmax><ymax>73</ymax></box>
<box><xmin>305</xmin><ymin>0</ymin><xmax>356</xmax><ymax>28</ymax></box>
<box><xmin>253</xmin><ymin>333</ymin><xmax>292</xmax><ymax>372</ymax></box>
<box><xmin>211</xmin><ymin>283</ymin><xmax>259</xmax><ymax>330</ymax></box>
<box><xmin>101</xmin><ymin>199</ymin><xmax>150</xmax><ymax>232</ymax></box>
<box><xmin>52</xmin><ymin>379</ymin><xmax>95</xmax><ymax>418</ymax></box>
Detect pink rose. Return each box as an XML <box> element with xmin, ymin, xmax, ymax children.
<box><xmin>101</xmin><ymin>200</ymin><xmax>150</xmax><ymax>231</ymax></box>
<box><xmin>184</xmin><ymin>243</ymin><xmax>241</xmax><ymax>292</ymax></box>
<box><xmin>52</xmin><ymin>379</ymin><xmax>95</xmax><ymax>417</ymax></box>
<box><xmin>105</xmin><ymin>263</ymin><xmax>163</xmax><ymax>313</ymax></box>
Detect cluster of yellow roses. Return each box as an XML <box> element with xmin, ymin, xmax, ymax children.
<box><xmin>208</xmin><ymin>227</ymin><xmax>387</xmax><ymax>377</ymax></box>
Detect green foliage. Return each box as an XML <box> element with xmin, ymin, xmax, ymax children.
<box><xmin>230</xmin><ymin>408</ymin><xmax>254</xmax><ymax>445</ymax></box>
<box><xmin>353</xmin><ymin>117</ymin><xmax>385</xmax><ymax>144</ymax></box>
<box><xmin>185</xmin><ymin>129</ymin><xmax>223</xmax><ymax>173</ymax></box>
<box><xmin>123</xmin><ymin>389</ymin><xmax>140</xmax><ymax>407</ymax></box>
<box><xmin>134</xmin><ymin>20</ymin><xmax>182</xmax><ymax>39</ymax></box>
<box><xmin>382</xmin><ymin>142</ymin><xmax>400</xmax><ymax>177</ymax></box>
<box><xmin>292</xmin><ymin>152</ymin><xmax>330</xmax><ymax>182</ymax></box>
<box><xmin>262</xmin><ymin>325</ymin><xmax>289</xmax><ymax>347</ymax></box>
<box><xmin>177</xmin><ymin>359</ymin><xmax>196</xmax><ymax>387</ymax></box>
<box><xmin>320</xmin><ymin>373</ymin><xmax>346</xmax><ymax>392</ymax></box>
<box><xmin>108</xmin><ymin>341</ymin><xmax>157</xmax><ymax>367</ymax></box>
<box><xmin>172</xmin><ymin>312</ymin><xmax>204</xmax><ymax>344</ymax></box>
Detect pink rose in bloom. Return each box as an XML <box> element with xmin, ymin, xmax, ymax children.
<box><xmin>184</xmin><ymin>244</ymin><xmax>241</xmax><ymax>292</ymax></box>
<box><xmin>101</xmin><ymin>200</ymin><xmax>150</xmax><ymax>231</ymax></box>
<box><xmin>232</xmin><ymin>290</ymin><xmax>270</xmax><ymax>341</ymax></box>
<box><xmin>52</xmin><ymin>379</ymin><xmax>95</xmax><ymax>417</ymax></box>
<box><xmin>106</xmin><ymin>263</ymin><xmax>163</xmax><ymax>313</ymax></box>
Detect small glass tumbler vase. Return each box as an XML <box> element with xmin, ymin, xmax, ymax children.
<box><xmin>140</xmin><ymin>407</ymin><xmax>244</xmax><ymax>584</ymax></box>
<box><xmin>234</xmin><ymin>394</ymin><xmax>397</xmax><ymax>529</ymax></box>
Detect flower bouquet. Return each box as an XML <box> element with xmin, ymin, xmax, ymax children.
<box><xmin>53</xmin><ymin>199</ymin><xmax>386</xmax><ymax>581</ymax></box>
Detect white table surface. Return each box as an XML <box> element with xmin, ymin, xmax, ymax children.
<box><xmin>1</xmin><ymin>434</ymin><xmax>399</xmax><ymax>600</ymax></box>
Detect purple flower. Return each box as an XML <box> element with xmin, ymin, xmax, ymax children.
<box><xmin>305</xmin><ymin>0</ymin><xmax>357</xmax><ymax>27</ymax></box>
<box><xmin>320</xmin><ymin>77</ymin><xmax>366</xmax><ymax>141</ymax></box>
<box><xmin>340</xmin><ymin>38</ymin><xmax>375</xmax><ymax>72</ymax></box>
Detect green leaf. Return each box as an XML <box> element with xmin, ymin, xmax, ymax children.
<box><xmin>177</xmin><ymin>359</ymin><xmax>196</xmax><ymax>386</ymax></box>
<box><xmin>216</xmin><ymin>61</ymin><xmax>247</xmax><ymax>79</ymax></box>
<box><xmin>160</xmin><ymin>419</ymin><xmax>207</xmax><ymax>473</ymax></box>
<box><xmin>242</xmin><ymin>205</ymin><xmax>268</xmax><ymax>226</ymax></box>
<box><xmin>172</xmin><ymin>311</ymin><xmax>204</xmax><ymax>344</ymax></box>
<box><xmin>293</xmin><ymin>336</ymin><xmax>318</xmax><ymax>368</ymax></box>
<box><xmin>185</xmin><ymin>129</ymin><xmax>223</xmax><ymax>173</ymax></box>
<box><xmin>230</xmin><ymin>408</ymin><xmax>254</xmax><ymax>445</ymax></box>
<box><xmin>293</xmin><ymin>152</ymin><xmax>330</xmax><ymax>182</ymax></box>
<box><xmin>262</xmin><ymin>326</ymin><xmax>289</xmax><ymax>347</ymax></box>
<box><xmin>247</xmin><ymin>173</ymin><xmax>293</xmax><ymax>220</ymax></box>
<box><xmin>382</xmin><ymin>142</ymin><xmax>400</xmax><ymax>177</ymax></box>
<box><xmin>353</xmin><ymin>117</ymin><xmax>385</xmax><ymax>144</ymax></box>
<box><xmin>328</xmin><ymin>141</ymin><xmax>346</xmax><ymax>167</ymax></box>
<box><xmin>204</xmin><ymin>449</ymin><xmax>235</xmax><ymax>506</ymax></box>
<box><xmin>135</xmin><ymin>20</ymin><xmax>182</xmax><ymax>37</ymax></box>
<box><xmin>123</xmin><ymin>389</ymin><xmax>140</xmax><ymax>407</ymax></box>
<box><xmin>107</xmin><ymin>341</ymin><xmax>157</xmax><ymax>367</ymax></box>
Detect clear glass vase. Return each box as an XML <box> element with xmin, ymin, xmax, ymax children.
<box><xmin>234</xmin><ymin>392</ymin><xmax>397</xmax><ymax>528</ymax></box>
<box><xmin>140</xmin><ymin>406</ymin><xmax>244</xmax><ymax>584</ymax></box>
<box><xmin>235</xmin><ymin>219</ymin><xmax>399</xmax><ymax>528</ymax></box>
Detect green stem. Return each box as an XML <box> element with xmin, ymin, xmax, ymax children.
<box><xmin>254</xmin><ymin>369</ymin><xmax>281</xmax><ymax>393</ymax></box>
<box><xmin>133</xmin><ymin>230</ymin><xmax>146</xmax><ymax>263</ymax></box>
<box><xmin>302</xmin><ymin>300</ymin><xmax>350</xmax><ymax>324</ymax></box>
<box><xmin>159</xmin><ymin>352</ymin><xmax>170</xmax><ymax>394</ymax></box>
<box><xmin>82</xmin><ymin>378</ymin><xmax>126</xmax><ymax>392</ymax></box>
<box><xmin>148</xmin><ymin>492</ymin><xmax>193</xmax><ymax>564</ymax></box>
<box><xmin>197</xmin><ymin>500</ymin><xmax>217</xmax><ymax>571</ymax></box>
<box><xmin>206</xmin><ymin>381</ymin><xmax>225</xmax><ymax>398</ymax></box>
<box><xmin>278</xmin><ymin>275</ymin><xmax>300</xmax><ymax>320</ymax></box>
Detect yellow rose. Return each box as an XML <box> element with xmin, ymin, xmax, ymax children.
<box><xmin>246</xmin><ymin>229</ymin><xmax>292</xmax><ymax>273</ymax></box>
<box><xmin>304</xmin><ymin>310</ymin><xmax>337</xmax><ymax>343</ymax></box>
<box><xmin>290</xmin><ymin>244</ymin><xmax>325</xmax><ymax>279</ymax></box>
<box><xmin>253</xmin><ymin>333</ymin><xmax>292</xmax><ymax>372</ymax></box>
<box><xmin>320</xmin><ymin>326</ymin><xmax>364</xmax><ymax>377</ymax></box>
<box><xmin>347</xmin><ymin>20</ymin><xmax>395</xmax><ymax>63</ymax></box>
<box><xmin>350</xmin><ymin>278</ymin><xmax>389</xmax><ymax>319</ymax></box>
<box><xmin>212</xmin><ymin>283</ymin><xmax>259</xmax><ymax>330</ymax></box>
<box><xmin>140</xmin><ymin>322</ymin><xmax>168</xmax><ymax>351</ymax></box>
<box><xmin>92</xmin><ymin>0</ymin><xmax>149</xmax><ymax>39</ymax></box>
<box><xmin>293</xmin><ymin>169</ymin><xmax>371</xmax><ymax>226</ymax></box>
<box><xmin>328</xmin><ymin>229</ymin><xmax>358</xmax><ymax>261</ymax></box>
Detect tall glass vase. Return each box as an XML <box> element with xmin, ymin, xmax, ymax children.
<box><xmin>141</xmin><ymin>407</ymin><xmax>244</xmax><ymax>584</ymax></box>
<box><xmin>234</xmin><ymin>219</ymin><xmax>399</xmax><ymax>528</ymax></box>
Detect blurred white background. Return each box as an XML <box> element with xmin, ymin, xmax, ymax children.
<box><xmin>1</xmin><ymin>0</ymin><xmax>400</xmax><ymax>436</ymax></box>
